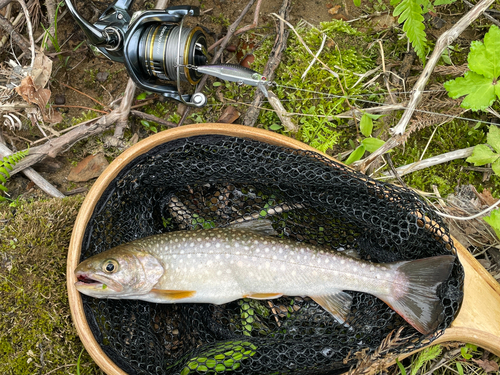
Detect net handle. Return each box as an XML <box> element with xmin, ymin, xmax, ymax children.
<box><xmin>67</xmin><ymin>124</ymin><xmax>500</xmax><ymax>375</ymax></box>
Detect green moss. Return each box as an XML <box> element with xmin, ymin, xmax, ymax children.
<box><xmin>0</xmin><ymin>197</ymin><xmax>103</xmax><ymax>374</ymax></box>
<box><xmin>209</xmin><ymin>20</ymin><xmax>379</xmax><ymax>152</ymax></box>
<box><xmin>391</xmin><ymin>120</ymin><xmax>488</xmax><ymax>196</ymax></box>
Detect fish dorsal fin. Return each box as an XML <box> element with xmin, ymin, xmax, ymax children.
<box><xmin>243</xmin><ymin>292</ymin><xmax>283</xmax><ymax>299</ymax></box>
<box><xmin>228</xmin><ymin>219</ymin><xmax>278</xmax><ymax>236</ymax></box>
<box><xmin>149</xmin><ymin>289</ymin><xmax>196</xmax><ymax>301</ymax></box>
<box><xmin>310</xmin><ymin>291</ymin><xmax>353</xmax><ymax>324</ymax></box>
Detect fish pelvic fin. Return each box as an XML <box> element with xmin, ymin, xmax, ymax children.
<box><xmin>310</xmin><ymin>291</ymin><xmax>353</xmax><ymax>324</ymax></box>
<box><xmin>381</xmin><ymin>255</ymin><xmax>455</xmax><ymax>335</ymax></box>
<box><xmin>149</xmin><ymin>289</ymin><xmax>196</xmax><ymax>301</ymax></box>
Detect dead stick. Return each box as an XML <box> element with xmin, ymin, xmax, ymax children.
<box><xmin>178</xmin><ymin>0</ymin><xmax>257</xmax><ymax>126</ymax></box>
<box><xmin>0</xmin><ymin>142</ymin><xmax>65</xmax><ymax>198</ymax></box>
<box><xmin>130</xmin><ymin>110</ymin><xmax>177</xmax><ymax>128</ymax></box>
<box><xmin>267</xmin><ymin>90</ymin><xmax>297</xmax><ymax>132</ymax></box>
<box><xmin>243</xmin><ymin>0</ymin><xmax>291</xmax><ymax>127</ymax></box>
<box><xmin>0</xmin><ymin>13</ymin><xmax>31</xmax><ymax>51</ymax></box>
<box><xmin>207</xmin><ymin>0</ymin><xmax>263</xmax><ymax>52</ymax></box>
<box><xmin>357</xmin><ymin>0</ymin><xmax>496</xmax><ymax>173</ymax></box>
<box><xmin>0</xmin><ymin>0</ymin><xmax>12</xmax><ymax>9</ymax></box>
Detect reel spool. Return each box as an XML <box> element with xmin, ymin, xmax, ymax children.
<box><xmin>66</xmin><ymin>1</ymin><xmax>209</xmax><ymax>107</ymax></box>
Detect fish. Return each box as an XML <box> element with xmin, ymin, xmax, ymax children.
<box><xmin>75</xmin><ymin>220</ymin><xmax>455</xmax><ymax>335</ymax></box>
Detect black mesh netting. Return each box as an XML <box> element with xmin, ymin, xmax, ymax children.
<box><xmin>79</xmin><ymin>134</ymin><xmax>464</xmax><ymax>375</ymax></box>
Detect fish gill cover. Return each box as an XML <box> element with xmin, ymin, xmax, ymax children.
<box><xmin>80</xmin><ymin>135</ymin><xmax>463</xmax><ymax>375</ymax></box>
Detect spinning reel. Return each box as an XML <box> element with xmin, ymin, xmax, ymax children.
<box><xmin>66</xmin><ymin>0</ymin><xmax>209</xmax><ymax>107</ymax></box>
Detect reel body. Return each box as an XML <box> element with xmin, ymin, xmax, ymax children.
<box><xmin>66</xmin><ymin>0</ymin><xmax>209</xmax><ymax>106</ymax></box>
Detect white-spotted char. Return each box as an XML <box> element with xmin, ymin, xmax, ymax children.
<box><xmin>75</xmin><ymin>220</ymin><xmax>455</xmax><ymax>335</ymax></box>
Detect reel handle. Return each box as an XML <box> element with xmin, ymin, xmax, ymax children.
<box><xmin>66</xmin><ymin>0</ymin><xmax>207</xmax><ymax>106</ymax></box>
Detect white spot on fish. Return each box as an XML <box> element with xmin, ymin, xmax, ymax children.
<box><xmin>237</xmin><ymin>261</ymin><xmax>243</xmax><ymax>267</ymax></box>
<box><xmin>272</xmin><ymin>255</ymin><xmax>277</xmax><ymax>260</ymax></box>
<box><xmin>216</xmin><ymin>255</ymin><xmax>220</xmax><ymax>260</ymax></box>
<box><xmin>197</xmin><ymin>238</ymin><xmax>202</xmax><ymax>242</ymax></box>
<box><xmin>278</xmin><ymin>249</ymin><xmax>283</xmax><ymax>254</ymax></box>
<box><xmin>280</xmin><ymin>265</ymin><xmax>286</xmax><ymax>271</ymax></box>
<box><xmin>341</xmin><ymin>260</ymin><xmax>345</xmax><ymax>265</ymax></box>
<box><xmin>256</xmin><ymin>249</ymin><xmax>260</xmax><ymax>253</ymax></box>
<box><xmin>370</xmin><ymin>265</ymin><xmax>375</xmax><ymax>271</ymax></box>
<box><xmin>265</xmin><ymin>262</ymin><xmax>270</xmax><ymax>268</ymax></box>
<box><xmin>265</xmin><ymin>248</ymin><xmax>269</xmax><ymax>253</ymax></box>
<box><xmin>292</xmin><ymin>270</ymin><xmax>296</xmax><ymax>276</ymax></box>
<box><xmin>226</xmin><ymin>269</ymin><xmax>231</xmax><ymax>274</ymax></box>
<box><xmin>217</xmin><ymin>270</ymin><xmax>222</xmax><ymax>276</ymax></box>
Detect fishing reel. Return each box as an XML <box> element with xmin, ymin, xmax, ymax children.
<box><xmin>66</xmin><ymin>0</ymin><xmax>209</xmax><ymax>107</ymax></box>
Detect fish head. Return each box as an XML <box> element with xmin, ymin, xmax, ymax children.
<box><xmin>74</xmin><ymin>245</ymin><xmax>164</xmax><ymax>299</ymax></box>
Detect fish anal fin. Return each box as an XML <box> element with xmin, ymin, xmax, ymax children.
<box><xmin>150</xmin><ymin>289</ymin><xmax>196</xmax><ymax>300</ymax></box>
<box><xmin>310</xmin><ymin>290</ymin><xmax>353</xmax><ymax>324</ymax></box>
<box><xmin>243</xmin><ymin>292</ymin><xmax>283</xmax><ymax>300</ymax></box>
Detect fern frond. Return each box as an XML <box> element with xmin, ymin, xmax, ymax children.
<box><xmin>393</xmin><ymin>0</ymin><xmax>428</xmax><ymax>62</ymax></box>
<box><xmin>0</xmin><ymin>149</ymin><xmax>29</xmax><ymax>201</ymax></box>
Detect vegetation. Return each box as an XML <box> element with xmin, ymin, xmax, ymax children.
<box><xmin>0</xmin><ymin>150</ymin><xmax>29</xmax><ymax>201</ymax></box>
<box><xmin>0</xmin><ymin>197</ymin><xmax>102</xmax><ymax>374</ymax></box>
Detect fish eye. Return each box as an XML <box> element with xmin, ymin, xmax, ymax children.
<box><xmin>103</xmin><ymin>259</ymin><xmax>119</xmax><ymax>273</ymax></box>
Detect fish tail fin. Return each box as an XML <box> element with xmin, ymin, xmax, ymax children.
<box><xmin>380</xmin><ymin>255</ymin><xmax>455</xmax><ymax>335</ymax></box>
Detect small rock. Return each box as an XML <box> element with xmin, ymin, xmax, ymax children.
<box><xmin>54</xmin><ymin>93</ymin><xmax>65</xmax><ymax>105</ymax></box>
<box><xmin>240</xmin><ymin>54</ymin><xmax>254</xmax><ymax>69</ymax></box>
<box><xmin>96</xmin><ymin>71</ymin><xmax>109</xmax><ymax>82</ymax></box>
<box><xmin>67</xmin><ymin>153</ymin><xmax>109</xmax><ymax>182</ymax></box>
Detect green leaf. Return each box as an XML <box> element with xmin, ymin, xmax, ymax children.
<box><xmin>360</xmin><ymin>114</ymin><xmax>373</xmax><ymax>137</ymax></box>
<box><xmin>393</xmin><ymin>0</ymin><xmax>427</xmax><ymax>62</ymax></box>
<box><xmin>433</xmin><ymin>0</ymin><xmax>456</xmax><ymax>5</ymax></box>
<box><xmin>345</xmin><ymin>145</ymin><xmax>365</xmax><ymax>165</ymax></box>
<box><xmin>466</xmin><ymin>144</ymin><xmax>498</xmax><ymax>166</ymax></box>
<box><xmin>269</xmin><ymin>124</ymin><xmax>283</xmax><ymax>131</ymax></box>
<box><xmin>456</xmin><ymin>361</ymin><xmax>464</xmax><ymax>375</ymax></box>
<box><xmin>487</xmin><ymin>125</ymin><xmax>500</xmax><ymax>154</ymax></box>
<box><xmin>136</xmin><ymin>92</ymin><xmax>148</xmax><ymax>100</ymax></box>
<box><xmin>492</xmin><ymin>159</ymin><xmax>500</xmax><ymax>176</ymax></box>
<box><xmin>444</xmin><ymin>71</ymin><xmax>497</xmax><ymax>111</ymax></box>
<box><xmin>353</xmin><ymin>0</ymin><xmax>361</xmax><ymax>6</ymax></box>
<box><xmin>213</xmin><ymin>82</ymin><xmax>222</xmax><ymax>87</ymax></box>
<box><xmin>361</xmin><ymin>137</ymin><xmax>385</xmax><ymax>152</ymax></box>
<box><xmin>395</xmin><ymin>358</ymin><xmax>407</xmax><ymax>375</ymax></box>
<box><xmin>468</xmin><ymin>25</ymin><xmax>500</xmax><ymax>80</ymax></box>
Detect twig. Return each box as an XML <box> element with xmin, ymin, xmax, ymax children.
<box><xmin>178</xmin><ymin>0</ymin><xmax>257</xmax><ymax>126</ymax></box>
<box><xmin>462</xmin><ymin>0</ymin><xmax>500</xmax><ymax>27</ymax></box>
<box><xmin>267</xmin><ymin>90</ymin><xmax>297</xmax><ymax>132</ymax></box>
<box><xmin>390</xmin><ymin>0</ymin><xmax>495</xmax><ymax>136</ymax></box>
<box><xmin>52</xmin><ymin>105</ymin><xmax>109</xmax><ymax>114</ymax></box>
<box><xmin>130</xmin><ymin>110</ymin><xmax>177</xmax><ymax>128</ymax></box>
<box><xmin>243</xmin><ymin>0</ymin><xmax>291</xmax><ymax>126</ymax></box>
<box><xmin>0</xmin><ymin>0</ymin><xmax>12</xmax><ymax>9</ymax></box>
<box><xmin>379</xmin><ymin>147</ymin><xmax>474</xmax><ymax>178</ymax></box>
<box><xmin>357</xmin><ymin>0</ymin><xmax>496</xmax><ymax>172</ymax></box>
<box><xmin>0</xmin><ymin>142</ymin><xmax>65</xmax><ymax>198</ymax></box>
<box><xmin>301</xmin><ymin>34</ymin><xmax>327</xmax><ymax>79</ymax></box>
<box><xmin>59</xmin><ymin>82</ymin><xmax>108</xmax><ymax>108</ymax></box>
<box><xmin>0</xmin><ymin>13</ymin><xmax>31</xmax><ymax>52</ymax></box>
<box><xmin>44</xmin><ymin>0</ymin><xmax>57</xmax><ymax>50</ymax></box>
<box><xmin>14</xmin><ymin>0</ymin><xmax>35</xmax><ymax>66</ymax></box>
<box><xmin>208</xmin><ymin>0</ymin><xmax>263</xmax><ymax>52</ymax></box>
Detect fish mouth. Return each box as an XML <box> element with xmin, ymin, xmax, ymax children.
<box><xmin>74</xmin><ymin>271</ymin><xmax>123</xmax><ymax>293</ymax></box>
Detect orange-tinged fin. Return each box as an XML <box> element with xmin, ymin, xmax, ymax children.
<box><xmin>381</xmin><ymin>255</ymin><xmax>455</xmax><ymax>335</ymax></box>
<box><xmin>243</xmin><ymin>293</ymin><xmax>283</xmax><ymax>299</ymax></box>
<box><xmin>310</xmin><ymin>291</ymin><xmax>353</xmax><ymax>324</ymax></box>
<box><xmin>150</xmin><ymin>289</ymin><xmax>196</xmax><ymax>300</ymax></box>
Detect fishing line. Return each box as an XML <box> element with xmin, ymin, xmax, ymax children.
<box><xmin>204</xmin><ymin>91</ymin><xmax>500</xmax><ymax>127</ymax></box>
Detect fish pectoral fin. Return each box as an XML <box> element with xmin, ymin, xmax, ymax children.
<box><xmin>310</xmin><ymin>291</ymin><xmax>353</xmax><ymax>324</ymax></box>
<box><xmin>149</xmin><ymin>289</ymin><xmax>196</xmax><ymax>300</ymax></box>
<box><xmin>243</xmin><ymin>292</ymin><xmax>283</xmax><ymax>300</ymax></box>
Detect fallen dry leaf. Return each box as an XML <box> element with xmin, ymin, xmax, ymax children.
<box><xmin>31</xmin><ymin>53</ymin><xmax>52</xmax><ymax>90</ymax></box>
<box><xmin>472</xmin><ymin>358</ymin><xmax>499</xmax><ymax>373</ymax></box>
<box><xmin>15</xmin><ymin>76</ymin><xmax>62</xmax><ymax>124</ymax></box>
<box><xmin>328</xmin><ymin>5</ymin><xmax>341</xmax><ymax>15</ymax></box>
<box><xmin>479</xmin><ymin>189</ymin><xmax>498</xmax><ymax>206</ymax></box>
